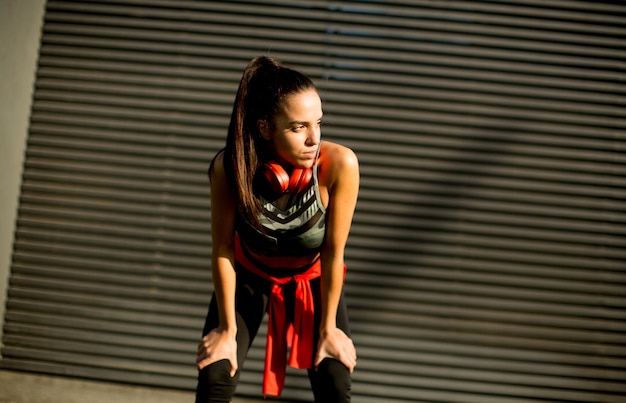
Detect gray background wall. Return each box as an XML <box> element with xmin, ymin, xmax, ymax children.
<box><xmin>1</xmin><ymin>1</ymin><xmax>624</xmax><ymax>402</ymax></box>
<box><xmin>0</xmin><ymin>0</ymin><xmax>47</xmax><ymax>350</ymax></box>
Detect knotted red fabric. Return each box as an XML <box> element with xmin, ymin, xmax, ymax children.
<box><xmin>235</xmin><ymin>235</ymin><xmax>320</xmax><ymax>397</ymax></box>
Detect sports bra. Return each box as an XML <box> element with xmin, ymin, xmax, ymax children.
<box><xmin>235</xmin><ymin>159</ymin><xmax>326</xmax><ymax>270</ymax></box>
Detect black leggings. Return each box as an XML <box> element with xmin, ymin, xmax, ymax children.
<box><xmin>195</xmin><ymin>268</ymin><xmax>352</xmax><ymax>403</ymax></box>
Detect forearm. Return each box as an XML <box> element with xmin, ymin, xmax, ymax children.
<box><xmin>319</xmin><ymin>253</ymin><xmax>345</xmax><ymax>333</ymax></box>
<box><xmin>211</xmin><ymin>254</ymin><xmax>237</xmax><ymax>333</ymax></box>
<box><xmin>318</xmin><ymin>143</ymin><xmax>359</xmax><ymax>334</ymax></box>
<box><xmin>197</xmin><ymin>253</ymin><xmax>238</xmax><ymax>374</ymax></box>
<box><xmin>208</xmin><ymin>151</ymin><xmax>237</xmax><ymax>334</ymax></box>
<box><xmin>315</xmin><ymin>250</ymin><xmax>357</xmax><ymax>374</ymax></box>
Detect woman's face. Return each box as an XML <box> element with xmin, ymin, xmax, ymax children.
<box><xmin>259</xmin><ymin>88</ymin><xmax>322</xmax><ymax>169</ymax></box>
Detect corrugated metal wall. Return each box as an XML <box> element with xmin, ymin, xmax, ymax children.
<box><xmin>2</xmin><ymin>1</ymin><xmax>625</xmax><ymax>402</ymax></box>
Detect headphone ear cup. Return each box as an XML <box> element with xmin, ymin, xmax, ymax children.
<box><xmin>263</xmin><ymin>162</ymin><xmax>313</xmax><ymax>194</ymax></box>
<box><xmin>288</xmin><ymin>168</ymin><xmax>312</xmax><ymax>193</ymax></box>
<box><xmin>263</xmin><ymin>162</ymin><xmax>290</xmax><ymax>193</ymax></box>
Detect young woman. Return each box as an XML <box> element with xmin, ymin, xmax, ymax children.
<box><xmin>195</xmin><ymin>56</ymin><xmax>359</xmax><ymax>403</ymax></box>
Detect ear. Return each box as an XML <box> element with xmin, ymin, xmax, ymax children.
<box><xmin>257</xmin><ymin>120</ymin><xmax>271</xmax><ymax>141</ymax></box>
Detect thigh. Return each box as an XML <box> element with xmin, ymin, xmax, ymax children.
<box><xmin>309</xmin><ymin>278</ymin><xmax>351</xmax><ymax>342</ymax></box>
<box><xmin>308</xmin><ymin>358</ymin><xmax>352</xmax><ymax>403</ymax></box>
<box><xmin>308</xmin><ymin>285</ymin><xmax>353</xmax><ymax>403</ymax></box>
<box><xmin>201</xmin><ymin>269</ymin><xmax>270</xmax><ymax>360</ymax></box>
<box><xmin>196</xmin><ymin>270</ymin><xmax>270</xmax><ymax>402</ymax></box>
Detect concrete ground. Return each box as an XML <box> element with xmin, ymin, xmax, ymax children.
<box><xmin>0</xmin><ymin>369</ymin><xmax>260</xmax><ymax>403</ymax></box>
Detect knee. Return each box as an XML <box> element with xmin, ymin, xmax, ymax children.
<box><xmin>311</xmin><ymin>358</ymin><xmax>352</xmax><ymax>403</ymax></box>
<box><xmin>195</xmin><ymin>360</ymin><xmax>239</xmax><ymax>403</ymax></box>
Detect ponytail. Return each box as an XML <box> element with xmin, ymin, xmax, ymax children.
<box><xmin>218</xmin><ymin>56</ymin><xmax>317</xmax><ymax>230</ymax></box>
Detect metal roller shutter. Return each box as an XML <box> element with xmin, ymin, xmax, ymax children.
<box><xmin>2</xmin><ymin>1</ymin><xmax>624</xmax><ymax>402</ymax></box>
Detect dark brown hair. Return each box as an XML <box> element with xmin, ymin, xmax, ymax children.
<box><xmin>214</xmin><ymin>56</ymin><xmax>318</xmax><ymax>229</ymax></box>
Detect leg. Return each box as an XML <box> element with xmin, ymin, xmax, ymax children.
<box><xmin>307</xmin><ymin>280</ymin><xmax>352</xmax><ymax>403</ymax></box>
<box><xmin>195</xmin><ymin>270</ymin><xmax>269</xmax><ymax>403</ymax></box>
<box><xmin>309</xmin><ymin>358</ymin><xmax>352</xmax><ymax>403</ymax></box>
<box><xmin>196</xmin><ymin>358</ymin><xmax>239</xmax><ymax>403</ymax></box>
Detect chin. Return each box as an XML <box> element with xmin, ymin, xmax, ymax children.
<box><xmin>300</xmin><ymin>160</ymin><xmax>316</xmax><ymax>169</ymax></box>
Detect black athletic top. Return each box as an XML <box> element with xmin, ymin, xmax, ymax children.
<box><xmin>236</xmin><ymin>159</ymin><xmax>326</xmax><ymax>271</ymax></box>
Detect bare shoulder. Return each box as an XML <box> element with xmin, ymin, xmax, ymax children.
<box><xmin>320</xmin><ymin>141</ymin><xmax>359</xmax><ymax>171</ymax></box>
<box><xmin>209</xmin><ymin>149</ymin><xmax>227</xmax><ymax>181</ymax></box>
<box><xmin>319</xmin><ymin>141</ymin><xmax>359</xmax><ymax>190</ymax></box>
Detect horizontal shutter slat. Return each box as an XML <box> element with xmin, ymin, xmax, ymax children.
<box><xmin>3</xmin><ymin>1</ymin><xmax>623</xmax><ymax>402</ymax></box>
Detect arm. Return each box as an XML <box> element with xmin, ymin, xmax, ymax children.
<box><xmin>196</xmin><ymin>152</ymin><xmax>238</xmax><ymax>376</ymax></box>
<box><xmin>316</xmin><ymin>144</ymin><xmax>360</xmax><ymax>371</ymax></box>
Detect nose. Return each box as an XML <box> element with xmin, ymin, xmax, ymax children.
<box><xmin>306</xmin><ymin>125</ymin><xmax>320</xmax><ymax>146</ymax></box>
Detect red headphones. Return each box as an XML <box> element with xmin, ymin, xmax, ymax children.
<box><xmin>262</xmin><ymin>162</ymin><xmax>312</xmax><ymax>194</ymax></box>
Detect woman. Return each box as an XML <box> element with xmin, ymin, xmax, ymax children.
<box><xmin>196</xmin><ymin>56</ymin><xmax>359</xmax><ymax>403</ymax></box>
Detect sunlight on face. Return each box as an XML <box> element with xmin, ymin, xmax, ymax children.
<box><xmin>269</xmin><ymin>89</ymin><xmax>323</xmax><ymax>168</ymax></box>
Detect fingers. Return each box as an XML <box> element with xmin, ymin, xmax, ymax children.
<box><xmin>229</xmin><ymin>358</ymin><xmax>238</xmax><ymax>377</ymax></box>
<box><xmin>196</xmin><ymin>352</ymin><xmax>238</xmax><ymax>375</ymax></box>
<box><xmin>315</xmin><ymin>351</ymin><xmax>357</xmax><ymax>373</ymax></box>
<box><xmin>196</xmin><ymin>336</ymin><xmax>213</xmax><ymax>369</ymax></box>
<box><xmin>195</xmin><ymin>333</ymin><xmax>239</xmax><ymax>376</ymax></box>
<box><xmin>196</xmin><ymin>334</ymin><xmax>211</xmax><ymax>356</ymax></box>
<box><xmin>336</xmin><ymin>342</ymin><xmax>357</xmax><ymax>373</ymax></box>
<box><xmin>196</xmin><ymin>356</ymin><xmax>211</xmax><ymax>370</ymax></box>
<box><xmin>314</xmin><ymin>331</ymin><xmax>357</xmax><ymax>373</ymax></box>
<box><xmin>197</xmin><ymin>353</ymin><xmax>238</xmax><ymax>377</ymax></box>
<box><xmin>314</xmin><ymin>349</ymin><xmax>330</xmax><ymax>369</ymax></box>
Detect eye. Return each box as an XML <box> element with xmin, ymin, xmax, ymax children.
<box><xmin>291</xmin><ymin>125</ymin><xmax>305</xmax><ymax>132</ymax></box>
